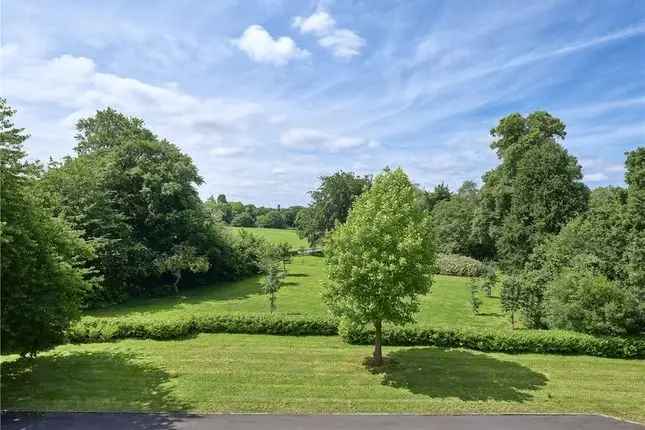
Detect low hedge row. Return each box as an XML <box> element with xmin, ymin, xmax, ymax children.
<box><xmin>435</xmin><ymin>254</ymin><xmax>486</xmax><ymax>277</ymax></box>
<box><xmin>68</xmin><ymin>314</ymin><xmax>338</xmax><ymax>343</ymax></box>
<box><xmin>340</xmin><ymin>324</ymin><xmax>645</xmax><ymax>359</ymax></box>
<box><xmin>67</xmin><ymin>314</ymin><xmax>643</xmax><ymax>359</ymax></box>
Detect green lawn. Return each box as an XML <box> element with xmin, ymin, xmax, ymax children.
<box><xmin>88</xmin><ymin>255</ymin><xmax>507</xmax><ymax>331</ymax></box>
<box><xmin>2</xmin><ymin>334</ymin><xmax>643</xmax><ymax>421</ymax></box>
<box><xmin>228</xmin><ymin>226</ymin><xmax>309</xmax><ymax>248</ymax></box>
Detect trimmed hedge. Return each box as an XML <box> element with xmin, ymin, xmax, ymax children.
<box><xmin>68</xmin><ymin>314</ymin><xmax>338</xmax><ymax>343</ymax></box>
<box><xmin>435</xmin><ymin>254</ymin><xmax>486</xmax><ymax>277</ymax></box>
<box><xmin>67</xmin><ymin>313</ymin><xmax>644</xmax><ymax>359</ymax></box>
<box><xmin>340</xmin><ymin>324</ymin><xmax>645</xmax><ymax>359</ymax></box>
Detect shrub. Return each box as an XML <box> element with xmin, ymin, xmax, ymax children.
<box><xmin>545</xmin><ymin>267</ymin><xmax>641</xmax><ymax>336</ymax></box>
<box><xmin>435</xmin><ymin>254</ymin><xmax>486</xmax><ymax>277</ymax></box>
<box><xmin>340</xmin><ymin>323</ymin><xmax>645</xmax><ymax>359</ymax></box>
<box><xmin>67</xmin><ymin>314</ymin><xmax>338</xmax><ymax>343</ymax></box>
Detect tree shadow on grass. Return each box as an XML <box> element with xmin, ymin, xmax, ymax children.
<box><xmin>1</xmin><ymin>351</ymin><xmax>192</xmax><ymax>419</ymax></box>
<box><xmin>286</xmin><ymin>273</ymin><xmax>309</xmax><ymax>278</ymax></box>
<box><xmin>368</xmin><ymin>347</ymin><xmax>547</xmax><ymax>402</ymax></box>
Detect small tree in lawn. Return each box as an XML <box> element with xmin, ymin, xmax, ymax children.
<box><xmin>324</xmin><ymin>168</ymin><xmax>435</xmax><ymax>366</ymax></box>
<box><xmin>261</xmin><ymin>261</ymin><xmax>285</xmax><ymax>312</ymax></box>
<box><xmin>469</xmin><ymin>281</ymin><xmax>482</xmax><ymax>314</ymax></box>
<box><xmin>275</xmin><ymin>242</ymin><xmax>293</xmax><ymax>272</ymax></box>
<box><xmin>500</xmin><ymin>276</ymin><xmax>523</xmax><ymax>329</ymax></box>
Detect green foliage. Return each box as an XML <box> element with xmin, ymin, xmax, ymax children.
<box><xmin>624</xmin><ymin>147</ymin><xmax>645</xmax><ymax>314</ymax></box>
<box><xmin>500</xmin><ymin>276</ymin><xmax>523</xmax><ymax>329</ymax></box>
<box><xmin>423</xmin><ymin>182</ymin><xmax>452</xmax><ymax>211</ymax></box>
<box><xmin>256</xmin><ymin>211</ymin><xmax>286</xmax><ymax>229</ymax></box>
<box><xmin>340</xmin><ymin>324</ymin><xmax>645</xmax><ymax>359</ymax></box>
<box><xmin>432</xmin><ymin>181</ymin><xmax>493</xmax><ymax>259</ymax></box>
<box><xmin>231</xmin><ymin>211</ymin><xmax>256</xmax><ymax>227</ymax></box>
<box><xmin>68</xmin><ymin>314</ymin><xmax>338</xmax><ymax>342</ymax></box>
<box><xmin>1</xmin><ymin>99</ymin><xmax>93</xmax><ymax>356</ymax></box>
<box><xmin>260</xmin><ymin>262</ymin><xmax>285</xmax><ymax>312</ymax></box>
<box><xmin>516</xmin><ymin>269</ymin><xmax>549</xmax><ymax>329</ymax></box>
<box><xmin>156</xmin><ymin>245</ymin><xmax>210</xmax><ymax>292</ymax></box>
<box><xmin>324</xmin><ymin>168</ymin><xmax>435</xmax><ymax>364</ymax></box>
<box><xmin>474</xmin><ymin>112</ymin><xmax>589</xmax><ymax>269</ymax></box>
<box><xmin>39</xmin><ymin>108</ymin><xmax>232</xmax><ymax>306</ymax></box>
<box><xmin>545</xmin><ymin>265</ymin><xmax>641</xmax><ymax>336</ymax></box>
<box><xmin>435</xmin><ymin>254</ymin><xmax>486</xmax><ymax>277</ymax></box>
<box><xmin>296</xmin><ymin>171</ymin><xmax>371</xmax><ymax>245</ymax></box>
<box><xmin>469</xmin><ymin>282</ymin><xmax>482</xmax><ymax>314</ymax></box>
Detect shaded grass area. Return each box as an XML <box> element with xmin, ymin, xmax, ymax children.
<box><xmin>87</xmin><ymin>256</ymin><xmax>508</xmax><ymax>331</ymax></box>
<box><xmin>2</xmin><ymin>334</ymin><xmax>644</xmax><ymax>421</ymax></box>
<box><xmin>228</xmin><ymin>226</ymin><xmax>309</xmax><ymax>249</ymax></box>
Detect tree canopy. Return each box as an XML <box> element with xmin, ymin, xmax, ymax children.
<box><xmin>473</xmin><ymin>112</ymin><xmax>589</xmax><ymax>269</ymax></box>
<box><xmin>296</xmin><ymin>171</ymin><xmax>371</xmax><ymax>246</ymax></box>
<box><xmin>324</xmin><ymin>168</ymin><xmax>435</xmax><ymax>365</ymax></box>
<box><xmin>1</xmin><ymin>99</ymin><xmax>93</xmax><ymax>355</ymax></box>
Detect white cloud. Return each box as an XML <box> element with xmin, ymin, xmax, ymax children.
<box><xmin>319</xmin><ymin>29</ymin><xmax>365</xmax><ymax>58</ymax></box>
<box><xmin>280</xmin><ymin>127</ymin><xmax>377</xmax><ymax>151</ymax></box>
<box><xmin>292</xmin><ymin>9</ymin><xmax>365</xmax><ymax>58</ymax></box>
<box><xmin>292</xmin><ymin>10</ymin><xmax>335</xmax><ymax>35</ymax></box>
<box><xmin>585</xmin><ymin>172</ymin><xmax>609</xmax><ymax>182</ymax></box>
<box><xmin>232</xmin><ymin>25</ymin><xmax>309</xmax><ymax>66</ymax></box>
<box><xmin>209</xmin><ymin>146</ymin><xmax>246</xmax><ymax>157</ymax></box>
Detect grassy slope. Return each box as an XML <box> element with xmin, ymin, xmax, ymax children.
<box><xmin>228</xmin><ymin>226</ymin><xmax>309</xmax><ymax>248</ymax></box>
<box><xmin>88</xmin><ymin>255</ymin><xmax>507</xmax><ymax>331</ymax></box>
<box><xmin>2</xmin><ymin>334</ymin><xmax>644</xmax><ymax>421</ymax></box>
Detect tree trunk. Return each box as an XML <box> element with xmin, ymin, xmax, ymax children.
<box><xmin>373</xmin><ymin>319</ymin><xmax>383</xmax><ymax>366</ymax></box>
<box><xmin>511</xmin><ymin>312</ymin><xmax>515</xmax><ymax>330</ymax></box>
<box><xmin>173</xmin><ymin>269</ymin><xmax>182</xmax><ymax>294</ymax></box>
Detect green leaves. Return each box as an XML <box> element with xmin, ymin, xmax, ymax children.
<box><xmin>324</xmin><ymin>168</ymin><xmax>435</xmax><ymax>326</ymax></box>
<box><xmin>1</xmin><ymin>99</ymin><xmax>93</xmax><ymax>356</ymax></box>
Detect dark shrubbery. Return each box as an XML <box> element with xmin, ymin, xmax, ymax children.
<box><xmin>435</xmin><ymin>254</ymin><xmax>486</xmax><ymax>277</ymax></box>
<box><xmin>67</xmin><ymin>314</ymin><xmax>338</xmax><ymax>343</ymax></box>
<box><xmin>339</xmin><ymin>323</ymin><xmax>644</xmax><ymax>359</ymax></box>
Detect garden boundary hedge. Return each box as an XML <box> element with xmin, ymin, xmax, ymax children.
<box><xmin>67</xmin><ymin>314</ymin><xmax>644</xmax><ymax>359</ymax></box>
<box><xmin>68</xmin><ymin>314</ymin><xmax>338</xmax><ymax>343</ymax></box>
<box><xmin>340</xmin><ymin>324</ymin><xmax>645</xmax><ymax>359</ymax></box>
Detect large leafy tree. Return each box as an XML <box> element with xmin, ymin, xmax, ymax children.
<box><xmin>296</xmin><ymin>171</ymin><xmax>371</xmax><ymax>245</ymax></box>
<box><xmin>40</xmin><ymin>108</ymin><xmax>220</xmax><ymax>304</ymax></box>
<box><xmin>1</xmin><ymin>99</ymin><xmax>93</xmax><ymax>355</ymax></box>
<box><xmin>624</xmin><ymin>147</ymin><xmax>645</xmax><ymax>321</ymax></box>
<box><xmin>431</xmin><ymin>181</ymin><xmax>494</xmax><ymax>259</ymax></box>
<box><xmin>324</xmin><ymin>168</ymin><xmax>435</xmax><ymax>365</ymax></box>
<box><xmin>473</xmin><ymin>112</ymin><xmax>589</xmax><ymax>269</ymax></box>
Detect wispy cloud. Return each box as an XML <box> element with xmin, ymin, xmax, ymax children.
<box><xmin>293</xmin><ymin>8</ymin><xmax>365</xmax><ymax>58</ymax></box>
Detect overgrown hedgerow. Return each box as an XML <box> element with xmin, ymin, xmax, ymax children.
<box><xmin>68</xmin><ymin>314</ymin><xmax>338</xmax><ymax>343</ymax></box>
<box><xmin>339</xmin><ymin>323</ymin><xmax>645</xmax><ymax>359</ymax></box>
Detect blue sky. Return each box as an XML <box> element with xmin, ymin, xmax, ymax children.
<box><xmin>2</xmin><ymin>0</ymin><xmax>644</xmax><ymax>206</ymax></box>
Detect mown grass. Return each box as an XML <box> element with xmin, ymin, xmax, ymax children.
<box><xmin>228</xmin><ymin>226</ymin><xmax>309</xmax><ymax>248</ymax></box>
<box><xmin>2</xmin><ymin>334</ymin><xmax>644</xmax><ymax>421</ymax></box>
<box><xmin>88</xmin><ymin>255</ymin><xmax>507</xmax><ymax>331</ymax></box>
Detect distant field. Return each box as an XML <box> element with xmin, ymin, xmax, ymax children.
<box><xmin>88</xmin><ymin>255</ymin><xmax>507</xmax><ymax>331</ymax></box>
<box><xmin>228</xmin><ymin>226</ymin><xmax>309</xmax><ymax>248</ymax></box>
<box><xmin>3</xmin><ymin>334</ymin><xmax>644</xmax><ymax>421</ymax></box>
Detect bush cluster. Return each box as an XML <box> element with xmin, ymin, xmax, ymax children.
<box><xmin>435</xmin><ymin>254</ymin><xmax>486</xmax><ymax>277</ymax></box>
<box><xmin>339</xmin><ymin>323</ymin><xmax>644</xmax><ymax>359</ymax></box>
<box><xmin>67</xmin><ymin>314</ymin><xmax>338</xmax><ymax>343</ymax></box>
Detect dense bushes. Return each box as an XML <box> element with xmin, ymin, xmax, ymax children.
<box><xmin>67</xmin><ymin>314</ymin><xmax>338</xmax><ymax>343</ymax></box>
<box><xmin>340</xmin><ymin>323</ymin><xmax>645</xmax><ymax>359</ymax></box>
<box><xmin>435</xmin><ymin>254</ymin><xmax>486</xmax><ymax>277</ymax></box>
<box><xmin>545</xmin><ymin>266</ymin><xmax>641</xmax><ymax>336</ymax></box>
